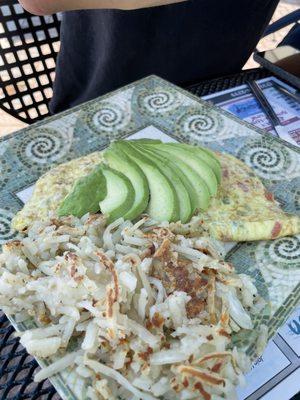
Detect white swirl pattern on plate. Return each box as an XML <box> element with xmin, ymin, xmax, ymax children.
<box><xmin>17</xmin><ymin>128</ymin><xmax>73</xmax><ymax>166</ymax></box>
<box><xmin>255</xmin><ymin>235</ymin><xmax>300</xmax><ymax>310</ymax></box>
<box><xmin>137</xmin><ymin>88</ymin><xmax>181</xmax><ymax>114</ymax></box>
<box><xmin>175</xmin><ymin>109</ymin><xmax>224</xmax><ymax>141</ymax></box>
<box><xmin>292</xmin><ymin>188</ymin><xmax>300</xmax><ymax>212</ymax></box>
<box><xmin>183</xmin><ymin>114</ymin><xmax>218</xmax><ymax>133</ymax></box>
<box><xmin>237</xmin><ymin>138</ymin><xmax>299</xmax><ymax>181</ymax></box>
<box><xmin>0</xmin><ymin>209</ymin><xmax>18</xmax><ymax>244</ymax></box>
<box><xmin>25</xmin><ymin>134</ymin><xmax>62</xmax><ymax>164</ymax></box>
<box><xmin>173</xmin><ymin>107</ymin><xmax>254</xmax><ymax>142</ymax></box>
<box><xmin>91</xmin><ymin>103</ymin><xmax>131</xmax><ymax>132</ymax></box>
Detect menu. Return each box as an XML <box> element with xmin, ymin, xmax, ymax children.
<box><xmin>237</xmin><ymin>307</ymin><xmax>300</xmax><ymax>400</ymax></box>
<box><xmin>202</xmin><ymin>76</ymin><xmax>300</xmax><ymax>148</ymax></box>
<box><xmin>202</xmin><ymin>78</ymin><xmax>300</xmax><ymax>399</ymax></box>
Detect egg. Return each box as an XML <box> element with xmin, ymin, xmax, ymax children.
<box><xmin>203</xmin><ymin>153</ymin><xmax>300</xmax><ymax>241</ymax></box>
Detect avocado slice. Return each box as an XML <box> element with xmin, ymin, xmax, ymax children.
<box><xmin>130</xmin><ymin>139</ymin><xmax>162</xmax><ymax>145</ymax></box>
<box><xmin>132</xmin><ymin>143</ymin><xmax>192</xmax><ymax>223</ymax></box>
<box><xmin>113</xmin><ymin>141</ymin><xmax>179</xmax><ymax>222</ymax></box>
<box><xmin>99</xmin><ymin>165</ymin><xmax>135</xmax><ymax>223</ymax></box>
<box><xmin>104</xmin><ymin>147</ymin><xmax>149</xmax><ymax>221</ymax></box>
<box><xmin>163</xmin><ymin>143</ymin><xmax>221</xmax><ymax>184</ymax></box>
<box><xmin>148</xmin><ymin>144</ymin><xmax>218</xmax><ymax>196</ymax></box>
<box><xmin>141</xmin><ymin>144</ymin><xmax>210</xmax><ymax>212</ymax></box>
<box><xmin>58</xmin><ymin>165</ymin><xmax>107</xmax><ymax>218</ymax></box>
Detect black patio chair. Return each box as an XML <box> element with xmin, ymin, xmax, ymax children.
<box><xmin>262</xmin><ymin>9</ymin><xmax>300</xmax><ymax>48</ymax></box>
<box><xmin>0</xmin><ymin>0</ymin><xmax>61</xmax><ymax>124</ymax></box>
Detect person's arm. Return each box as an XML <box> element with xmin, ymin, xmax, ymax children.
<box><xmin>19</xmin><ymin>0</ymin><xmax>186</xmax><ymax>15</ymax></box>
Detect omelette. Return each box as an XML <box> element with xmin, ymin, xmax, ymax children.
<box><xmin>12</xmin><ymin>152</ymin><xmax>104</xmax><ymax>232</ymax></box>
<box><xmin>12</xmin><ymin>150</ymin><xmax>300</xmax><ymax>242</ymax></box>
<box><xmin>203</xmin><ymin>153</ymin><xmax>299</xmax><ymax>241</ymax></box>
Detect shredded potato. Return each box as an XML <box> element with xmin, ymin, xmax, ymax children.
<box><xmin>0</xmin><ymin>214</ymin><xmax>267</xmax><ymax>400</ymax></box>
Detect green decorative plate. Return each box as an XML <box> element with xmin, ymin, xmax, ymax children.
<box><xmin>0</xmin><ymin>76</ymin><xmax>299</xmax><ymax>400</ymax></box>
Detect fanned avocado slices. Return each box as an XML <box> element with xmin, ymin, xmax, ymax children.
<box><xmin>145</xmin><ymin>143</ymin><xmax>218</xmax><ymax>196</ymax></box>
<box><xmin>140</xmin><ymin>143</ymin><xmax>210</xmax><ymax>212</ymax></box>
<box><xmin>99</xmin><ymin>165</ymin><xmax>135</xmax><ymax>223</ymax></box>
<box><xmin>164</xmin><ymin>143</ymin><xmax>221</xmax><ymax>184</ymax></box>
<box><xmin>56</xmin><ymin>140</ymin><xmax>220</xmax><ymax>224</ymax></box>
<box><xmin>58</xmin><ymin>165</ymin><xmax>107</xmax><ymax>218</ymax></box>
<box><xmin>114</xmin><ymin>141</ymin><xmax>179</xmax><ymax>222</ymax></box>
<box><xmin>143</xmin><ymin>141</ymin><xmax>221</xmax><ymax>183</ymax></box>
<box><xmin>104</xmin><ymin>147</ymin><xmax>149</xmax><ymax>221</ymax></box>
<box><xmin>165</xmin><ymin>145</ymin><xmax>218</xmax><ymax>197</ymax></box>
<box><xmin>131</xmin><ymin>142</ymin><xmax>192</xmax><ymax>223</ymax></box>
